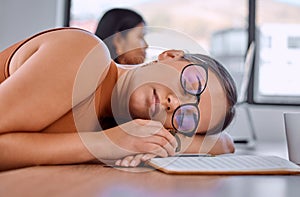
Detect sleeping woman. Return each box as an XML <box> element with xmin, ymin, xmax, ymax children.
<box><xmin>0</xmin><ymin>28</ymin><xmax>237</xmax><ymax>170</ymax></box>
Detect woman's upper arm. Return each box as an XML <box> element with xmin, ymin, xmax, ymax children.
<box><xmin>0</xmin><ymin>29</ymin><xmax>111</xmax><ymax>133</ymax></box>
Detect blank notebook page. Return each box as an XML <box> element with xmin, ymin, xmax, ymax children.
<box><xmin>147</xmin><ymin>155</ymin><xmax>300</xmax><ymax>175</ymax></box>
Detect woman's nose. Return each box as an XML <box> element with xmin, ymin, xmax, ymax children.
<box><xmin>165</xmin><ymin>94</ymin><xmax>180</xmax><ymax>112</ymax></box>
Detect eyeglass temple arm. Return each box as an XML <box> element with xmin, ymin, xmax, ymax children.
<box><xmin>169</xmin><ymin>130</ymin><xmax>181</xmax><ymax>152</ymax></box>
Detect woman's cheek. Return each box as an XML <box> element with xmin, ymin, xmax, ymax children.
<box><xmin>129</xmin><ymin>91</ymin><xmax>148</xmax><ymax>119</ymax></box>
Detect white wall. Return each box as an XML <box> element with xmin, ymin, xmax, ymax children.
<box><xmin>0</xmin><ymin>0</ymin><xmax>66</xmax><ymax>50</ymax></box>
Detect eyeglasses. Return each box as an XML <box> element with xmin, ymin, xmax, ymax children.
<box><xmin>171</xmin><ymin>63</ymin><xmax>208</xmax><ymax>138</ymax></box>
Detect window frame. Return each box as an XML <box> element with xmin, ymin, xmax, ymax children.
<box><xmin>66</xmin><ymin>0</ymin><xmax>299</xmax><ymax>106</ymax></box>
<box><xmin>248</xmin><ymin>0</ymin><xmax>300</xmax><ymax>106</ymax></box>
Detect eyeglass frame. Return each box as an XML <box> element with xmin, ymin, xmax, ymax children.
<box><xmin>169</xmin><ymin>63</ymin><xmax>208</xmax><ymax>151</ymax></box>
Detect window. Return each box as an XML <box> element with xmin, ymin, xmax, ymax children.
<box><xmin>288</xmin><ymin>36</ymin><xmax>300</xmax><ymax>49</ymax></box>
<box><xmin>70</xmin><ymin>0</ymin><xmax>248</xmax><ymax>92</ymax></box>
<box><xmin>254</xmin><ymin>0</ymin><xmax>300</xmax><ymax>104</ymax></box>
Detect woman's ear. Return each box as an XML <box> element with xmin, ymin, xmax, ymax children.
<box><xmin>158</xmin><ymin>50</ymin><xmax>184</xmax><ymax>61</ymax></box>
<box><xmin>112</xmin><ymin>32</ymin><xmax>125</xmax><ymax>56</ymax></box>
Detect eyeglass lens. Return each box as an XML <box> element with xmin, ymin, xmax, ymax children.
<box><xmin>173</xmin><ymin>105</ymin><xmax>199</xmax><ymax>133</ymax></box>
<box><xmin>181</xmin><ymin>65</ymin><xmax>207</xmax><ymax>95</ymax></box>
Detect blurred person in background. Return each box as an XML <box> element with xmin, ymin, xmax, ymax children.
<box><xmin>95</xmin><ymin>8</ymin><xmax>148</xmax><ymax>65</ymax></box>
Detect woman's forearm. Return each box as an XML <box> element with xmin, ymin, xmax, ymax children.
<box><xmin>0</xmin><ymin>132</ymin><xmax>96</xmax><ymax>171</ymax></box>
<box><xmin>180</xmin><ymin>132</ymin><xmax>235</xmax><ymax>155</ymax></box>
<box><xmin>0</xmin><ymin>119</ymin><xmax>178</xmax><ymax>171</ymax></box>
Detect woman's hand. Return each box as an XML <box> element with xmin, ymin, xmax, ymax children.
<box><xmin>105</xmin><ymin>119</ymin><xmax>178</xmax><ymax>158</ymax></box>
<box><xmin>115</xmin><ymin>153</ymin><xmax>156</xmax><ymax>167</ymax></box>
<box><xmin>82</xmin><ymin>119</ymin><xmax>178</xmax><ymax>162</ymax></box>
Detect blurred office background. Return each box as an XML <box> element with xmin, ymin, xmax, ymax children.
<box><xmin>1</xmin><ymin>0</ymin><xmax>300</xmax><ymax>154</ymax></box>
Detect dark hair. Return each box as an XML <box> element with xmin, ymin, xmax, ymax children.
<box><xmin>95</xmin><ymin>8</ymin><xmax>145</xmax><ymax>62</ymax></box>
<box><xmin>183</xmin><ymin>53</ymin><xmax>238</xmax><ymax>134</ymax></box>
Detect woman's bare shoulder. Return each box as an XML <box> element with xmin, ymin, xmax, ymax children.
<box><xmin>38</xmin><ymin>28</ymin><xmax>110</xmax><ymax>63</ymax></box>
<box><xmin>10</xmin><ymin>28</ymin><xmax>110</xmax><ymax>74</ymax></box>
<box><xmin>33</xmin><ymin>28</ymin><xmax>105</xmax><ymax>52</ymax></box>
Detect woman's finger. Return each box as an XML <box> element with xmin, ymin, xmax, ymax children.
<box><xmin>129</xmin><ymin>154</ymin><xmax>144</xmax><ymax>167</ymax></box>
<box><xmin>154</xmin><ymin>128</ymin><xmax>178</xmax><ymax>150</ymax></box>
<box><xmin>115</xmin><ymin>159</ymin><xmax>121</xmax><ymax>166</ymax></box>
<box><xmin>119</xmin><ymin>155</ymin><xmax>134</xmax><ymax>167</ymax></box>
<box><xmin>143</xmin><ymin>143</ymin><xmax>168</xmax><ymax>158</ymax></box>
<box><xmin>115</xmin><ymin>154</ymin><xmax>144</xmax><ymax>167</ymax></box>
<box><xmin>141</xmin><ymin>153</ymin><xmax>156</xmax><ymax>161</ymax></box>
<box><xmin>147</xmin><ymin>135</ymin><xmax>176</xmax><ymax>156</ymax></box>
<box><xmin>136</xmin><ymin>120</ymin><xmax>178</xmax><ymax>149</ymax></box>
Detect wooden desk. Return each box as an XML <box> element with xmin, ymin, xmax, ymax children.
<box><xmin>0</xmin><ymin>163</ymin><xmax>300</xmax><ymax>197</ymax></box>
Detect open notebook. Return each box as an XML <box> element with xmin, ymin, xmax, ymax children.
<box><xmin>147</xmin><ymin>154</ymin><xmax>300</xmax><ymax>175</ymax></box>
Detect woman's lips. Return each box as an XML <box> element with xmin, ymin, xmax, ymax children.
<box><xmin>151</xmin><ymin>89</ymin><xmax>160</xmax><ymax>117</ymax></box>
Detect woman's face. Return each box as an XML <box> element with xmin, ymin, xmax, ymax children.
<box><xmin>115</xmin><ymin>23</ymin><xmax>148</xmax><ymax>64</ymax></box>
<box><xmin>128</xmin><ymin>51</ymin><xmax>228</xmax><ymax>134</ymax></box>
